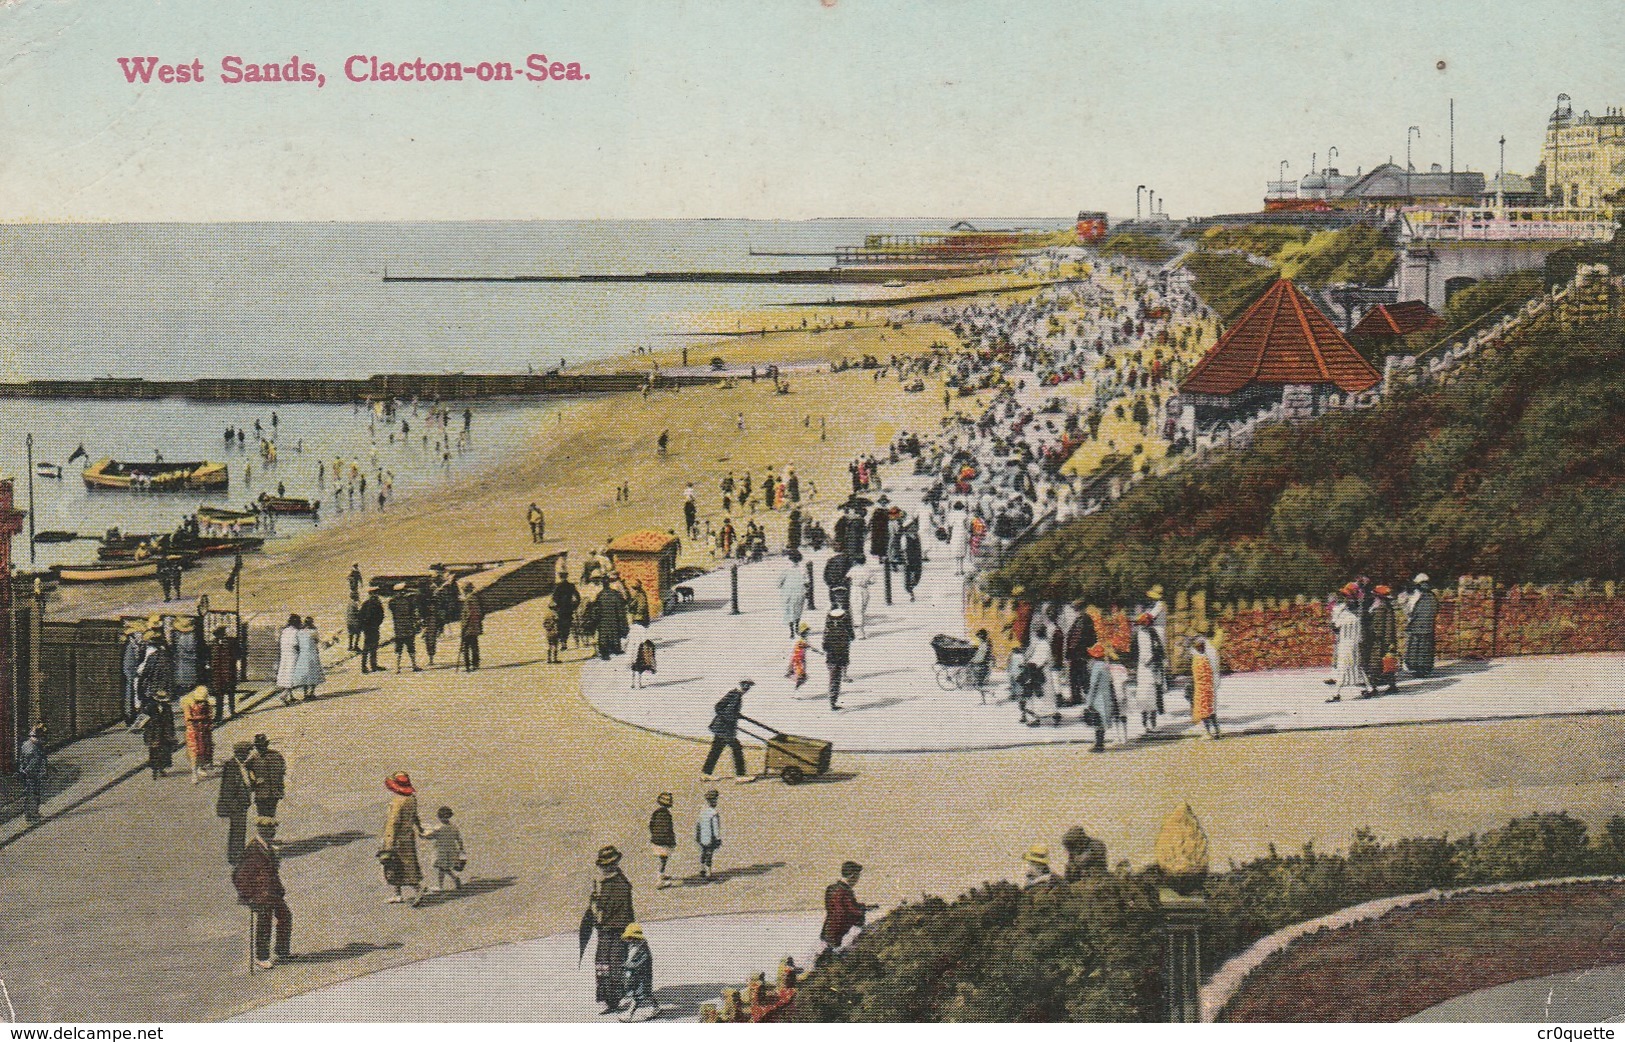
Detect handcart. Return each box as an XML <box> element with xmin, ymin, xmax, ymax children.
<box><xmin>737</xmin><ymin>714</ymin><xmax>832</xmax><ymax>785</ymax></box>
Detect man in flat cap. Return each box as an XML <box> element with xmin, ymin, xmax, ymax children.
<box><xmin>247</xmin><ymin>733</ymin><xmax>286</xmax><ymax>818</ymax></box>
<box><xmin>818</xmin><ymin>860</ymin><xmax>873</xmax><ymax>965</ymax></box>
<box><xmin>233</xmin><ymin>816</ymin><xmax>291</xmax><ymax>969</ymax></box>
<box><xmin>217</xmin><ymin>740</ymin><xmax>256</xmax><ymax>864</ymax></box>
<box><xmin>701</xmin><ymin>679</ymin><xmax>753</xmax><ymax>782</ymax></box>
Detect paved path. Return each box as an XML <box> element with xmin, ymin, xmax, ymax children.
<box><xmin>1407</xmin><ymin>963</ymin><xmax>1625</xmax><ymax>1022</ymax></box>
<box><xmin>235</xmin><ymin>911</ymin><xmax>822</xmax><ymax>1022</ymax></box>
<box><xmin>580</xmin><ymin>477</ymin><xmax>1625</xmax><ymax>755</ymax></box>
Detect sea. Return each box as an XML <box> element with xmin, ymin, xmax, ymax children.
<box><xmin>0</xmin><ymin>218</ymin><xmax>1068</xmax><ymax>569</ymax></box>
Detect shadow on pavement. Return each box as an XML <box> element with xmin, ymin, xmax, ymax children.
<box><xmin>650</xmin><ymin>981</ymin><xmax>739</xmax><ymax>1018</ymax></box>
<box><xmin>419</xmin><ymin>876</ymin><xmax>518</xmax><ymax>904</ymax></box>
<box><xmin>676</xmin><ymin>861</ymin><xmax>786</xmax><ymax>887</ymax></box>
<box><xmin>280</xmin><ymin>830</ymin><xmax>373</xmax><ymax>858</ymax></box>
<box><xmin>283</xmin><ymin>941</ymin><xmax>403</xmax><ymax>965</ymax></box>
<box><xmin>245</xmin><ymin>687</ymin><xmax>381</xmax><ymax>714</ymax></box>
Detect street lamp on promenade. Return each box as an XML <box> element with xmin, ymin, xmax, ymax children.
<box><xmin>1327</xmin><ymin>145</ymin><xmax>1338</xmax><ymax>171</ymax></box>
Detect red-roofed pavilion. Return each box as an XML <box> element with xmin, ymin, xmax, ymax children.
<box><xmin>1351</xmin><ymin>300</ymin><xmax>1443</xmax><ymax>342</ymax></box>
<box><xmin>1180</xmin><ymin>279</ymin><xmax>1382</xmax><ymax>424</ymax></box>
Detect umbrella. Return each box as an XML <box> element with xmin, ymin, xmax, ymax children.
<box><xmin>577</xmin><ymin>909</ymin><xmax>596</xmax><ymax>967</ymax></box>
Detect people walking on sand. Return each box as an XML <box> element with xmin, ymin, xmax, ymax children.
<box><xmin>823</xmin><ymin>606</ymin><xmax>854</xmax><ymax>710</ymax></box>
<box><xmin>180</xmin><ymin>686</ymin><xmax>215</xmax><ymax>783</ymax></box>
<box><xmin>17</xmin><ymin>724</ymin><xmax>48</xmax><ymax>822</ymax></box>
<box><xmin>389</xmin><ymin>584</ymin><xmax>422</xmax><ymax>673</ymax></box>
<box><xmin>588</xmin><ymin>845</ymin><xmax>636</xmax><ymax>1013</ymax></box>
<box><xmin>233</xmin><ymin>816</ymin><xmax>292</xmax><ymax>970</ymax></box>
<box><xmin>1189</xmin><ymin>635</ymin><xmax>1222</xmax><ymax>738</ymax></box>
<box><xmin>695</xmin><ymin>788</ymin><xmax>723</xmax><ymax>880</ymax></box>
<box><xmin>528</xmin><ymin>502</ymin><xmax>545</xmax><ymax>542</ymax></box>
<box><xmin>379</xmin><ymin>772</ymin><xmax>425</xmax><ymax>906</ymax></box>
<box><xmin>779</xmin><ymin>551</ymin><xmax>808</xmax><ymax>637</ymax></box>
<box><xmin>348</xmin><ymin>564</ymin><xmax>363</xmax><ymax>600</ymax></box>
<box><xmin>701</xmin><ymin>680</ymin><xmax>752</xmax><ymax>781</ymax></box>
<box><xmin>423</xmin><ymin>805</ymin><xmax>465</xmax><ymax>892</ymax></box>
<box><xmin>358</xmin><ymin>590</ymin><xmax>385</xmax><ymax>673</ymax></box>
<box><xmin>649</xmin><ymin>792</ymin><xmax>676</xmax><ymax>888</ymax></box>
<box><xmin>293</xmin><ymin>616</ymin><xmax>325</xmax><ymax>700</ymax></box>
<box><xmin>142</xmin><ymin>690</ymin><xmax>177</xmax><ymax>779</ymax></box>
<box><xmin>217</xmin><ymin>740</ymin><xmax>255</xmax><ymax>865</ymax></box>
<box><xmin>275</xmin><ymin>615</ymin><xmax>302</xmax><ymax>705</ymax></box>
<box><xmin>1364</xmin><ymin>585</ymin><xmax>1400</xmax><ymax>696</ymax></box>
<box><xmin>1404</xmin><ymin>573</ymin><xmax>1439</xmax><ymax>678</ymax></box>
<box><xmin>248</xmin><ymin>734</ymin><xmax>287</xmax><ymax>818</ymax></box>
<box><xmin>817</xmin><ymin>861</ymin><xmax>871</xmax><ymax>966</ymax></box>
<box><xmin>543</xmin><ymin>600</ymin><xmax>563</xmax><ymax>663</ymax></box>
<box><xmin>1327</xmin><ymin>584</ymin><xmax>1369</xmax><ymax>703</ymax></box>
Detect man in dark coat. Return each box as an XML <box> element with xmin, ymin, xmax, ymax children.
<box><xmin>388</xmin><ymin>583</ymin><xmax>422</xmax><ymax>672</ymax></box>
<box><xmin>786</xmin><ymin>507</ymin><xmax>803</xmax><ymax>552</ymax></box>
<box><xmin>209</xmin><ymin>625</ymin><xmax>239</xmax><ymax>722</ymax></box>
<box><xmin>588</xmin><ymin>845</ymin><xmax>636</xmax><ymax>1012</ymax></box>
<box><xmin>358</xmin><ymin>591</ymin><xmax>385</xmax><ymax>673</ymax></box>
<box><xmin>840</xmin><ymin>506</ymin><xmax>867</xmax><ymax>563</ymax></box>
<box><xmin>823</xmin><ymin>606</ymin><xmax>855</xmax><ymax>710</ymax></box>
<box><xmin>217</xmin><ymin>740</ymin><xmax>256</xmax><ymax>864</ymax></box>
<box><xmin>1064</xmin><ymin>603</ymin><xmax>1098</xmax><ymax>708</ymax></box>
<box><xmin>142</xmin><ymin>691</ymin><xmax>177</xmax><ymax>779</ymax></box>
<box><xmin>552</xmin><ymin>574</ymin><xmax>581</xmax><ymax>649</ymax></box>
<box><xmin>898</xmin><ymin>519</ymin><xmax>923</xmax><ymax>600</ymax></box>
<box><xmin>234</xmin><ymin>816</ymin><xmax>291</xmax><ymax>968</ymax></box>
<box><xmin>1404</xmin><ymin>573</ymin><xmax>1439</xmax><ymax>677</ymax></box>
<box><xmin>818</xmin><ymin>861</ymin><xmax>870</xmax><ymax>964</ymax></box>
<box><xmin>17</xmin><ymin>724</ymin><xmax>48</xmax><ymax>822</ymax></box>
<box><xmin>868</xmin><ymin>500</ymin><xmax>891</xmax><ymax>561</ymax></box>
<box><xmin>822</xmin><ymin>550</ymin><xmax>853</xmax><ymax>610</ymax></box>
<box><xmin>460</xmin><ymin>583</ymin><xmax>485</xmax><ymax>671</ymax></box>
<box><xmin>648</xmin><ymin>792</ymin><xmax>676</xmax><ymax>888</ymax></box>
<box><xmin>348</xmin><ymin>564</ymin><xmax>363</xmax><ymax>599</ymax></box>
<box><xmin>594</xmin><ymin>579</ymin><xmax>628</xmax><ymax>659</ymax></box>
<box><xmin>702</xmin><ymin>680</ymin><xmax>751</xmax><ymax>780</ymax></box>
<box><xmin>248</xmin><ymin>733</ymin><xmax>287</xmax><ymax>818</ymax></box>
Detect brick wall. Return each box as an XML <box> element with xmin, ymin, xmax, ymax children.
<box><xmin>966</xmin><ymin>577</ymin><xmax>1625</xmax><ymax>675</ymax></box>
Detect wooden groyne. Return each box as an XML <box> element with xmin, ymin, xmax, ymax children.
<box><xmin>0</xmin><ymin>372</ymin><xmax>719</xmax><ymax>405</ymax></box>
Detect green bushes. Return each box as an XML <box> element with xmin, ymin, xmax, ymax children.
<box><xmin>1099</xmin><ymin>233</ymin><xmax>1179</xmax><ymax>265</ymax></box>
<box><xmin>995</xmin><ymin>308</ymin><xmax>1625</xmax><ymax>601</ymax></box>
<box><xmin>789</xmin><ymin>813</ymin><xmax>1625</xmax><ymax>1021</ymax></box>
<box><xmin>791</xmin><ymin>875</ymin><xmax>1166</xmax><ymax>1022</ymax></box>
<box><xmin>1204</xmin><ymin>813</ymin><xmax>1625</xmax><ymax>970</ymax></box>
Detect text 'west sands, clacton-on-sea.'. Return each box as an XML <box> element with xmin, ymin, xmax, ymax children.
<box><xmin>115</xmin><ymin>54</ymin><xmax>590</xmax><ymax>89</ymax></box>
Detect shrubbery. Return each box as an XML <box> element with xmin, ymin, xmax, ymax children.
<box><xmin>791</xmin><ymin>873</ymin><xmax>1165</xmax><ymax>1022</ymax></box>
<box><xmin>790</xmin><ymin>814</ymin><xmax>1625</xmax><ymax>1022</ymax></box>
<box><xmin>1099</xmin><ymin>233</ymin><xmax>1178</xmax><ymax>265</ymax></box>
<box><xmin>1204</xmin><ymin>813</ymin><xmax>1625</xmax><ymax>969</ymax></box>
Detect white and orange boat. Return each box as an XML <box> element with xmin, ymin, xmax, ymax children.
<box><xmin>82</xmin><ymin>458</ymin><xmax>228</xmax><ymax>492</ymax></box>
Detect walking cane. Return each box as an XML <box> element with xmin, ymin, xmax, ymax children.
<box><xmin>248</xmin><ymin>908</ymin><xmax>258</xmax><ymax>974</ymax></box>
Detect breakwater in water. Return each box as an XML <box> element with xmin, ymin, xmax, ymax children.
<box><xmin>0</xmin><ymin>371</ymin><xmax>719</xmax><ymax>404</ymax></box>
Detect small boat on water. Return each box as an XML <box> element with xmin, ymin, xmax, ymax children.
<box><xmin>99</xmin><ymin>534</ymin><xmax>262</xmax><ymax>563</ymax></box>
<box><xmin>83</xmin><ymin>458</ymin><xmax>228</xmax><ymax>492</ymax></box>
<box><xmin>258</xmin><ymin>493</ymin><xmax>319</xmax><ymax>516</ymax></box>
<box><xmin>54</xmin><ymin>560</ymin><xmax>162</xmax><ymax>584</ymax></box>
<box><xmin>197</xmin><ymin>504</ymin><xmax>261</xmax><ymax>527</ymax></box>
<box><xmin>32</xmin><ymin>530</ymin><xmax>83</xmax><ymax>544</ymax></box>
<box><xmin>35</xmin><ymin>462</ymin><xmax>63</xmax><ymax>479</ymax></box>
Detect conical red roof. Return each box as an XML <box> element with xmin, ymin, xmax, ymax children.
<box><xmin>1181</xmin><ymin>279</ymin><xmax>1381</xmax><ymax>395</ymax></box>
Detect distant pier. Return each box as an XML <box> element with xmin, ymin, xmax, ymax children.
<box><xmin>0</xmin><ymin>372</ymin><xmax>720</xmax><ymax>405</ymax></box>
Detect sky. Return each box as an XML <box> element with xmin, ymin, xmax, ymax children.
<box><xmin>0</xmin><ymin>0</ymin><xmax>1621</xmax><ymax>222</ymax></box>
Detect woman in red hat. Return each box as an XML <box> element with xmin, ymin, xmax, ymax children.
<box><xmin>1363</xmin><ymin>585</ymin><xmax>1400</xmax><ymax>696</ymax></box>
<box><xmin>379</xmin><ymin>772</ymin><xmax>426</xmax><ymax>905</ymax></box>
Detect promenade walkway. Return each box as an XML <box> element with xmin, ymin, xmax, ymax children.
<box><xmin>579</xmin><ymin>476</ymin><xmax>1625</xmax><ymax>756</ymax></box>
<box><xmin>236</xmin><ymin>911</ymin><xmax>821</xmax><ymax>1022</ymax></box>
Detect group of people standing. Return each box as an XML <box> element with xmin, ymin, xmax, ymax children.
<box><xmin>344</xmin><ymin>564</ymin><xmax>486</xmax><ymax>675</ymax></box>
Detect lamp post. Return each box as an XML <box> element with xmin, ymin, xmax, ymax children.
<box><xmin>1136</xmin><ymin>184</ymin><xmax>1146</xmax><ymax>221</ymax></box>
<box><xmin>1406</xmin><ymin>126</ymin><xmax>1422</xmax><ymax>203</ymax></box>
<box><xmin>1497</xmin><ymin>135</ymin><xmax>1507</xmax><ymax>208</ymax></box>
<box><xmin>1327</xmin><ymin>145</ymin><xmax>1338</xmax><ymax>171</ymax></box>
<box><xmin>24</xmin><ymin>434</ymin><xmax>35</xmax><ymax>563</ymax></box>
<box><xmin>1276</xmin><ymin>160</ymin><xmax>1288</xmax><ymax>200</ymax></box>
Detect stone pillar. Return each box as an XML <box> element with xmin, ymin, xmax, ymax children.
<box><xmin>1163</xmin><ymin>894</ymin><xmax>1208</xmax><ymax>1022</ymax></box>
